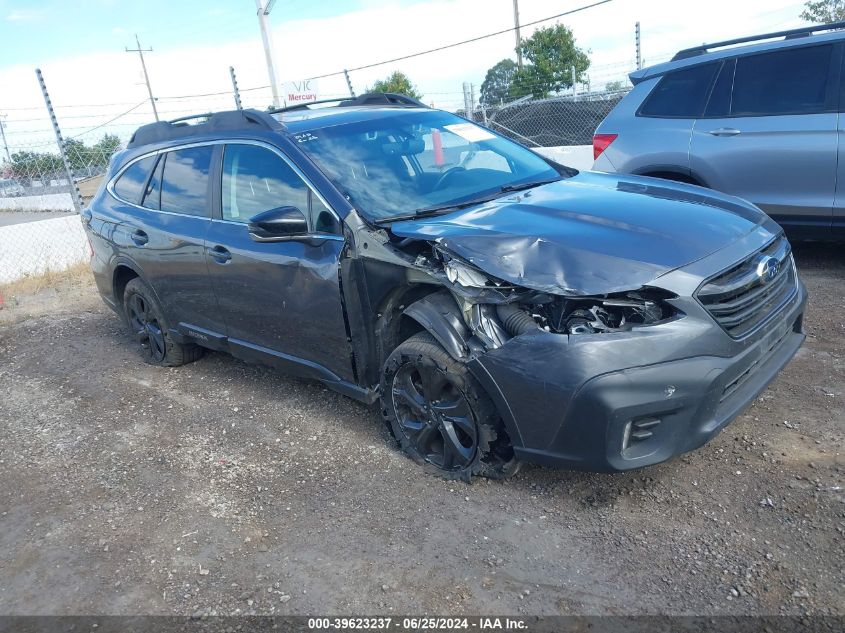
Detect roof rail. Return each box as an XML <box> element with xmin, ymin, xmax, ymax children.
<box><xmin>672</xmin><ymin>20</ymin><xmax>845</xmax><ymax>61</ymax></box>
<box><xmin>269</xmin><ymin>92</ymin><xmax>427</xmax><ymax>114</ymax></box>
<box><xmin>127</xmin><ymin>108</ymin><xmax>283</xmax><ymax>149</ymax></box>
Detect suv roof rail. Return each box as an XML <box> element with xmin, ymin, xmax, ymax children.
<box><xmin>269</xmin><ymin>92</ymin><xmax>427</xmax><ymax>114</ymax></box>
<box><xmin>672</xmin><ymin>20</ymin><xmax>845</xmax><ymax>61</ymax></box>
<box><xmin>127</xmin><ymin>108</ymin><xmax>282</xmax><ymax>149</ymax></box>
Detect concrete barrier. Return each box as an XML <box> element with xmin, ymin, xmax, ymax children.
<box><xmin>0</xmin><ymin>215</ymin><xmax>88</xmax><ymax>283</ymax></box>
<box><xmin>0</xmin><ymin>193</ymin><xmax>75</xmax><ymax>212</ymax></box>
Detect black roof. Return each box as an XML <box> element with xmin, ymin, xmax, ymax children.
<box><xmin>126</xmin><ymin>92</ymin><xmax>427</xmax><ymax>149</ymax></box>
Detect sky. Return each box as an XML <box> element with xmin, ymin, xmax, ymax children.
<box><xmin>0</xmin><ymin>0</ymin><xmax>809</xmax><ymax>150</ymax></box>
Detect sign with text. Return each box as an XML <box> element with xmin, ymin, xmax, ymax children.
<box><xmin>283</xmin><ymin>80</ymin><xmax>318</xmax><ymax>104</ymax></box>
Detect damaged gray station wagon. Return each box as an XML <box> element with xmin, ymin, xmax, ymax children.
<box><xmin>84</xmin><ymin>93</ymin><xmax>807</xmax><ymax>480</ymax></box>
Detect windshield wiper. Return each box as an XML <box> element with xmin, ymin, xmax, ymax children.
<box><xmin>498</xmin><ymin>177</ymin><xmax>561</xmax><ymax>194</ymax></box>
<box><xmin>373</xmin><ymin>177</ymin><xmax>562</xmax><ymax>225</ymax></box>
<box><xmin>374</xmin><ymin>196</ymin><xmax>498</xmax><ymax>225</ymax></box>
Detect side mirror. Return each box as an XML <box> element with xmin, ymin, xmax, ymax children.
<box><xmin>248</xmin><ymin>206</ymin><xmax>309</xmax><ymax>242</ymax></box>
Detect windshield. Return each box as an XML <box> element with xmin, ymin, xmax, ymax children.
<box><xmin>292</xmin><ymin>110</ymin><xmax>563</xmax><ymax>221</ymax></box>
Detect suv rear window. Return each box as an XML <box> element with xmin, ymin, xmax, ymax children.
<box><xmin>639</xmin><ymin>62</ymin><xmax>719</xmax><ymax>118</ymax></box>
<box><xmin>731</xmin><ymin>45</ymin><xmax>833</xmax><ymax>116</ymax></box>
<box><xmin>113</xmin><ymin>155</ymin><xmax>156</xmax><ymax>204</ymax></box>
<box><xmin>159</xmin><ymin>146</ymin><xmax>214</xmax><ymax>217</ymax></box>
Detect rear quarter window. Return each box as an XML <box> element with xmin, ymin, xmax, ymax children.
<box><xmin>113</xmin><ymin>155</ymin><xmax>156</xmax><ymax>204</ymax></box>
<box><xmin>639</xmin><ymin>62</ymin><xmax>720</xmax><ymax>118</ymax></box>
<box><xmin>730</xmin><ymin>44</ymin><xmax>834</xmax><ymax>116</ymax></box>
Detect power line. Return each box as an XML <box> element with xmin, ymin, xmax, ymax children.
<box><xmin>68</xmin><ymin>100</ymin><xmax>148</xmax><ymax>138</ymax></box>
<box><xmin>306</xmin><ymin>0</ymin><xmax>614</xmax><ymax>80</ymax></box>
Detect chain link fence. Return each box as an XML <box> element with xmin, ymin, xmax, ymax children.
<box><xmin>0</xmin><ymin>115</ymin><xmax>128</xmax><ymax>285</ymax></box>
<box><xmin>465</xmin><ymin>89</ymin><xmax>628</xmax><ymax>148</ymax></box>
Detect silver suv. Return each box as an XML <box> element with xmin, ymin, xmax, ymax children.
<box><xmin>594</xmin><ymin>22</ymin><xmax>845</xmax><ymax>240</ymax></box>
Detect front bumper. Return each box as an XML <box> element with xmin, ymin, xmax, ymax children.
<box><xmin>469</xmin><ymin>279</ymin><xmax>807</xmax><ymax>473</ymax></box>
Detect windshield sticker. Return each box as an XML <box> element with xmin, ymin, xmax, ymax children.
<box><xmin>444</xmin><ymin>123</ymin><xmax>495</xmax><ymax>143</ymax></box>
<box><xmin>294</xmin><ymin>132</ymin><xmax>319</xmax><ymax>143</ymax></box>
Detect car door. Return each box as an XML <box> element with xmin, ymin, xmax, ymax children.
<box><xmin>833</xmin><ymin>47</ymin><xmax>845</xmax><ymax>239</ymax></box>
<box><xmin>690</xmin><ymin>44</ymin><xmax>839</xmax><ymax>232</ymax></box>
<box><xmin>205</xmin><ymin>141</ymin><xmax>353</xmax><ymax>382</ymax></box>
<box><xmin>109</xmin><ymin>145</ymin><xmax>221</xmax><ymax>334</ymax></box>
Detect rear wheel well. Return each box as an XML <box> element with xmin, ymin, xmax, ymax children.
<box><xmin>113</xmin><ymin>266</ymin><xmax>139</xmax><ymax>313</ymax></box>
<box><xmin>641</xmin><ymin>170</ymin><xmax>704</xmax><ymax>187</ymax></box>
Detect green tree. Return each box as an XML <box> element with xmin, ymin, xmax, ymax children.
<box><xmin>91</xmin><ymin>134</ymin><xmax>122</xmax><ymax>167</ymax></box>
<box><xmin>801</xmin><ymin>0</ymin><xmax>845</xmax><ymax>22</ymax></box>
<box><xmin>367</xmin><ymin>71</ymin><xmax>422</xmax><ymax>99</ymax></box>
<box><xmin>64</xmin><ymin>138</ymin><xmax>89</xmax><ymax>170</ymax></box>
<box><xmin>604</xmin><ymin>80</ymin><xmax>628</xmax><ymax>93</ymax></box>
<box><xmin>10</xmin><ymin>150</ymin><xmax>63</xmax><ymax>182</ymax></box>
<box><xmin>515</xmin><ymin>24</ymin><xmax>591</xmax><ymax>98</ymax></box>
<box><xmin>480</xmin><ymin>59</ymin><xmax>518</xmax><ymax>106</ymax></box>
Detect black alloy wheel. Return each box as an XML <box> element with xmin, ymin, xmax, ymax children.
<box><xmin>391</xmin><ymin>358</ymin><xmax>478</xmax><ymax>471</ymax></box>
<box><xmin>126</xmin><ymin>292</ymin><xmax>167</xmax><ymax>363</ymax></box>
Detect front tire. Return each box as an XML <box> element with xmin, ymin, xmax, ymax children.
<box><xmin>122</xmin><ymin>278</ymin><xmax>203</xmax><ymax>367</ymax></box>
<box><xmin>381</xmin><ymin>332</ymin><xmax>519</xmax><ymax>481</ymax></box>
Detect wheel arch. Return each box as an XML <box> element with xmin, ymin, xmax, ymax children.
<box><xmin>112</xmin><ymin>262</ymin><xmax>141</xmax><ymax>314</ymax></box>
<box><xmin>635</xmin><ymin>166</ymin><xmax>708</xmax><ymax>187</ymax></box>
<box><xmin>401</xmin><ymin>290</ymin><xmax>471</xmax><ymax>362</ymax></box>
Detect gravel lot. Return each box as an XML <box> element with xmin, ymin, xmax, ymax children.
<box><xmin>0</xmin><ymin>243</ymin><xmax>842</xmax><ymax>617</ymax></box>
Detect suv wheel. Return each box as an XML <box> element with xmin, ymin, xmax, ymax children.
<box><xmin>122</xmin><ymin>278</ymin><xmax>203</xmax><ymax>367</ymax></box>
<box><xmin>381</xmin><ymin>332</ymin><xmax>520</xmax><ymax>481</ymax></box>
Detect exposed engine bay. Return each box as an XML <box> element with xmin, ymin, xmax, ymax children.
<box><xmin>380</xmin><ymin>232</ymin><xmax>679</xmax><ymax>347</ymax></box>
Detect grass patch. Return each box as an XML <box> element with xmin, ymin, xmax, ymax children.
<box><xmin>0</xmin><ymin>262</ymin><xmax>93</xmax><ymax>303</ymax></box>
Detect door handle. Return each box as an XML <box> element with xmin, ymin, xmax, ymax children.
<box><xmin>207</xmin><ymin>245</ymin><xmax>232</xmax><ymax>263</ymax></box>
<box><xmin>130</xmin><ymin>229</ymin><xmax>149</xmax><ymax>246</ymax></box>
<box><xmin>708</xmin><ymin>128</ymin><xmax>741</xmax><ymax>137</ymax></box>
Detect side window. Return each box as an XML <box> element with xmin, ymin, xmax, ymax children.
<box><xmin>704</xmin><ymin>59</ymin><xmax>735</xmax><ymax>118</ymax></box>
<box><xmin>221</xmin><ymin>144</ymin><xmax>309</xmax><ymax>223</ymax></box>
<box><xmin>731</xmin><ymin>45</ymin><xmax>833</xmax><ymax>116</ymax></box>
<box><xmin>159</xmin><ymin>145</ymin><xmax>214</xmax><ymax>217</ymax></box>
<box><xmin>113</xmin><ymin>155</ymin><xmax>156</xmax><ymax>204</ymax></box>
<box><xmin>639</xmin><ymin>62</ymin><xmax>719</xmax><ymax>118</ymax></box>
<box><xmin>141</xmin><ymin>155</ymin><xmax>164</xmax><ymax>210</ymax></box>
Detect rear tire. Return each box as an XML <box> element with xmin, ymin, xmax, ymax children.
<box><xmin>381</xmin><ymin>332</ymin><xmax>520</xmax><ymax>481</ymax></box>
<box><xmin>122</xmin><ymin>278</ymin><xmax>203</xmax><ymax>367</ymax></box>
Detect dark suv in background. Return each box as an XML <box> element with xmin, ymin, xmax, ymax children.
<box><xmin>84</xmin><ymin>93</ymin><xmax>806</xmax><ymax>480</ymax></box>
<box><xmin>594</xmin><ymin>22</ymin><xmax>845</xmax><ymax>240</ymax></box>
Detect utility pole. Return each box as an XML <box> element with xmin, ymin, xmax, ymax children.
<box><xmin>126</xmin><ymin>35</ymin><xmax>159</xmax><ymax>121</ymax></box>
<box><xmin>513</xmin><ymin>0</ymin><xmax>523</xmax><ymax>69</ymax></box>
<box><xmin>572</xmin><ymin>66</ymin><xmax>577</xmax><ymax>100</ymax></box>
<box><xmin>462</xmin><ymin>82</ymin><xmax>473</xmax><ymax>118</ymax></box>
<box><xmin>635</xmin><ymin>22</ymin><xmax>642</xmax><ymax>70</ymax></box>
<box><xmin>255</xmin><ymin>0</ymin><xmax>282</xmax><ymax>108</ymax></box>
<box><xmin>0</xmin><ymin>115</ymin><xmax>11</xmax><ymax>164</ymax></box>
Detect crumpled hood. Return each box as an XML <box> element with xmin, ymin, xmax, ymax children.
<box><xmin>389</xmin><ymin>171</ymin><xmax>777</xmax><ymax>296</ymax></box>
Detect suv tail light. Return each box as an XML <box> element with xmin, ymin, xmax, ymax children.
<box><xmin>593</xmin><ymin>134</ymin><xmax>617</xmax><ymax>161</ymax></box>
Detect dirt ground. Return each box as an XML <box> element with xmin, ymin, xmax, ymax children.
<box><xmin>0</xmin><ymin>243</ymin><xmax>842</xmax><ymax>617</ymax></box>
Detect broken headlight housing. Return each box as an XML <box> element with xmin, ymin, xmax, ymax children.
<box><xmin>532</xmin><ymin>289</ymin><xmax>681</xmax><ymax>334</ymax></box>
<box><xmin>444</xmin><ymin>258</ymin><xmax>490</xmax><ymax>288</ymax></box>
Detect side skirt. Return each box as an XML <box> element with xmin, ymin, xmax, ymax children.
<box><xmin>171</xmin><ymin>323</ymin><xmax>377</xmax><ymax>404</ymax></box>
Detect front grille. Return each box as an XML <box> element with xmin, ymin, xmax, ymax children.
<box><xmin>720</xmin><ymin>326</ymin><xmax>792</xmax><ymax>403</ymax></box>
<box><xmin>697</xmin><ymin>237</ymin><xmax>797</xmax><ymax>339</ymax></box>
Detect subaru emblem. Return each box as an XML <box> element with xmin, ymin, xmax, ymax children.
<box><xmin>755</xmin><ymin>255</ymin><xmax>780</xmax><ymax>283</ymax></box>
